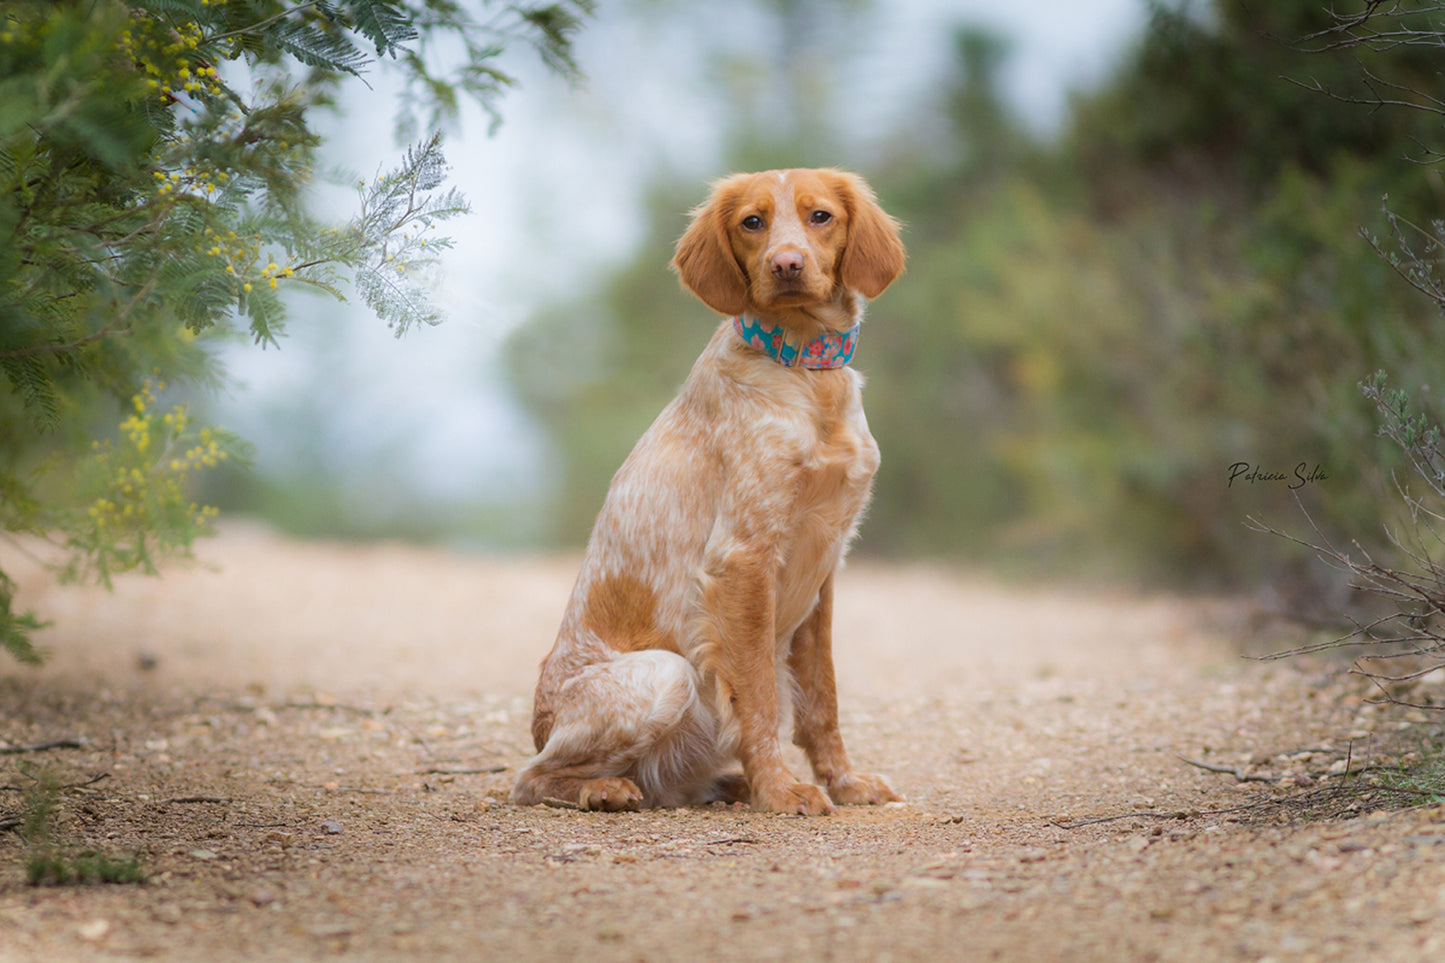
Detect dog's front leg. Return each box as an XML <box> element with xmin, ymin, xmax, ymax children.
<box><xmin>789</xmin><ymin>573</ymin><xmax>900</xmax><ymax>806</ymax></box>
<box><xmin>710</xmin><ymin>546</ymin><xmax>835</xmax><ymax>816</ymax></box>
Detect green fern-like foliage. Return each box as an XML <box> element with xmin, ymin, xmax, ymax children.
<box><xmin>0</xmin><ymin>0</ymin><xmax>591</xmax><ymax>660</ymax></box>
<box><xmin>0</xmin><ymin>572</ymin><xmax>44</xmax><ymax>666</ymax></box>
<box><xmin>351</xmin><ymin>133</ymin><xmax>470</xmax><ymax>334</ymax></box>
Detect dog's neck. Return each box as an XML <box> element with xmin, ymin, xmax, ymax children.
<box><xmin>733</xmin><ymin>315</ymin><xmax>859</xmax><ymax>369</ymax></box>
<box><xmin>734</xmin><ymin>288</ymin><xmax>863</xmax><ymax>369</ymax></box>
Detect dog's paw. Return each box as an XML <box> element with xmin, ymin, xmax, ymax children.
<box><xmin>827</xmin><ymin>771</ymin><xmax>901</xmax><ymax>806</ymax></box>
<box><xmin>577</xmin><ymin>777</ymin><xmax>644</xmax><ymax>812</ymax></box>
<box><xmin>752</xmin><ymin>779</ymin><xmax>836</xmax><ymax>816</ymax></box>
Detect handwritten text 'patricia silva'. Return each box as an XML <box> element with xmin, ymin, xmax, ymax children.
<box><xmin>1227</xmin><ymin>462</ymin><xmax>1329</xmax><ymax>490</ymax></box>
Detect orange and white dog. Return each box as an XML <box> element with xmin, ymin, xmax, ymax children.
<box><xmin>512</xmin><ymin>169</ymin><xmax>905</xmax><ymax>815</ymax></box>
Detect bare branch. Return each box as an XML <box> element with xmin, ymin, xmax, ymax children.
<box><xmin>1293</xmin><ymin>1</ymin><xmax>1445</xmax><ymax>54</ymax></box>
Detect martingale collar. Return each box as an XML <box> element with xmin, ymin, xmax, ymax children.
<box><xmin>732</xmin><ymin>314</ymin><xmax>860</xmax><ymax>369</ymax></box>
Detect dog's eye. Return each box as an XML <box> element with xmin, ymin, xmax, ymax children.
<box><xmin>741</xmin><ymin>215</ymin><xmax>765</xmax><ymax>232</ymax></box>
<box><xmin>810</xmin><ymin>210</ymin><xmax>833</xmax><ymax>225</ymax></box>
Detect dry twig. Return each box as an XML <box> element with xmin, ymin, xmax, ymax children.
<box><xmin>1178</xmin><ymin>756</ymin><xmax>1281</xmax><ymax>783</ymax></box>
<box><xmin>168</xmin><ymin>796</ymin><xmax>233</xmax><ymax>805</ymax></box>
<box><xmin>417</xmin><ymin>766</ymin><xmax>508</xmax><ymax>775</ymax></box>
<box><xmin>0</xmin><ymin>738</ymin><xmax>88</xmax><ymax>755</ymax></box>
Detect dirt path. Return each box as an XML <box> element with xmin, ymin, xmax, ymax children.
<box><xmin>2</xmin><ymin>524</ymin><xmax>1443</xmax><ymax>961</ymax></box>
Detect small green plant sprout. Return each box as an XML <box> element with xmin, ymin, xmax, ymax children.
<box><xmin>17</xmin><ymin>767</ymin><xmax>147</xmax><ymax>887</ymax></box>
<box><xmin>1377</xmin><ymin>739</ymin><xmax>1445</xmax><ymax>806</ymax></box>
<box><xmin>27</xmin><ymin>851</ymin><xmax>149</xmax><ymax>888</ymax></box>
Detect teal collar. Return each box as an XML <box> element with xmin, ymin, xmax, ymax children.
<box><xmin>732</xmin><ymin>315</ymin><xmax>860</xmax><ymax>369</ymax></box>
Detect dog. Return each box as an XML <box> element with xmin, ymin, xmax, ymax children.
<box><xmin>511</xmin><ymin>168</ymin><xmax>905</xmax><ymax>815</ymax></box>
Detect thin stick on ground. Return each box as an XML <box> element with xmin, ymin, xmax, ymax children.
<box><xmin>1178</xmin><ymin>756</ymin><xmax>1281</xmax><ymax>783</ymax></box>
<box><xmin>0</xmin><ymin>738</ymin><xmax>88</xmax><ymax>755</ymax></box>
<box><xmin>167</xmin><ymin>796</ymin><xmax>233</xmax><ymax>805</ymax></box>
<box><xmin>417</xmin><ymin>766</ymin><xmax>508</xmax><ymax>775</ymax></box>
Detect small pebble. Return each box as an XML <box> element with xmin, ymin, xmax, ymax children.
<box><xmin>77</xmin><ymin>919</ymin><xmax>111</xmax><ymax>942</ymax></box>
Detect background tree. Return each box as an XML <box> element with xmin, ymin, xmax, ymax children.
<box><xmin>863</xmin><ymin>0</ymin><xmax>1445</xmax><ymax>582</ymax></box>
<box><xmin>0</xmin><ymin>0</ymin><xmax>592</xmax><ymax>663</ymax></box>
<box><xmin>1251</xmin><ymin>0</ymin><xmax>1445</xmax><ymax>704</ymax></box>
<box><xmin>505</xmin><ymin>0</ymin><xmax>1443</xmax><ymax>604</ymax></box>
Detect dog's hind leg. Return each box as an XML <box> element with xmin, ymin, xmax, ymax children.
<box><xmin>511</xmin><ymin>649</ymin><xmax>722</xmax><ymax>810</ymax></box>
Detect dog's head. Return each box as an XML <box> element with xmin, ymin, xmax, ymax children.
<box><xmin>672</xmin><ymin>168</ymin><xmax>905</xmax><ymax>318</ymax></box>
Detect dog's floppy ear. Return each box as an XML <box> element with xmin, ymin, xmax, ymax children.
<box><xmin>831</xmin><ymin>171</ymin><xmax>906</xmax><ymax>300</ymax></box>
<box><xmin>672</xmin><ymin>178</ymin><xmax>750</xmax><ymax>317</ymax></box>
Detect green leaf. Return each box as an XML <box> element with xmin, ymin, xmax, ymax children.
<box><xmin>0</xmin><ymin>355</ymin><xmax>61</xmax><ymax>432</ymax></box>
<box><xmin>0</xmin><ymin>571</ymin><xmax>45</xmax><ymax>666</ymax></box>
<box><xmin>267</xmin><ymin>18</ymin><xmax>370</xmax><ymax>77</ymax></box>
<box><xmin>346</xmin><ymin>0</ymin><xmax>418</xmax><ymax>58</ymax></box>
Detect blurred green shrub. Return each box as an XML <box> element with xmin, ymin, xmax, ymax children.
<box><xmin>0</xmin><ymin>0</ymin><xmax>591</xmax><ymax>662</ymax></box>
<box><xmin>508</xmin><ymin>0</ymin><xmax>1445</xmax><ymax>592</ymax></box>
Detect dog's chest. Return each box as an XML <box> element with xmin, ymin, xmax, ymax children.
<box><xmin>791</xmin><ymin>398</ymin><xmax>878</xmax><ymax>523</ymax></box>
<box><xmin>770</xmin><ymin>374</ymin><xmax>879</xmax><ymax>631</ymax></box>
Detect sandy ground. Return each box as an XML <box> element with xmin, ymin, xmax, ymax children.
<box><xmin>2</xmin><ymin>523</ymin><xmax>1444</xmax><ymax>961</ymax></box>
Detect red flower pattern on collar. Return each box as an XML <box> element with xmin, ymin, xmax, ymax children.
<box><xmin>732</xmin><ymin>315</ymin><xmax>859</xmax><ymax>369</ymax></box>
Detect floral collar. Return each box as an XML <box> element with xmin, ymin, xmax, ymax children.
<box><xmin>732</xmin><ymin>315</ymin><xmax>860</xmax><ymax>369</ymax></box>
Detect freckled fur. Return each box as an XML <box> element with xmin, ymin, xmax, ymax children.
<box><xmin>512</xmin><ymin>169</ymin><xmax>906</xmax><ymax>814</ymax></box>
